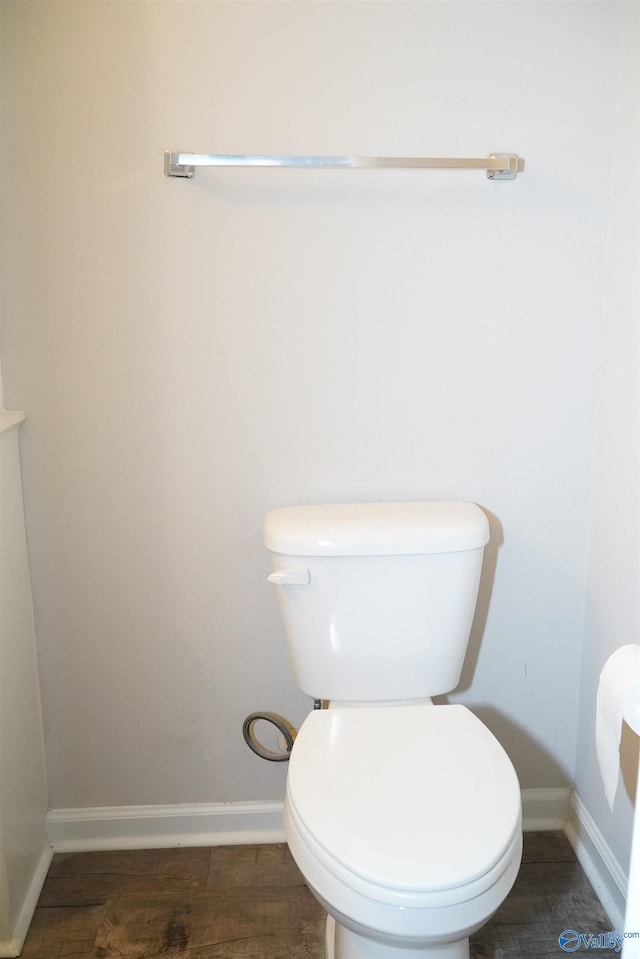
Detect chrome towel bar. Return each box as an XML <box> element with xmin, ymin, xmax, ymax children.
<box><xmin>164</xmin><ymin>150</ymin><xmax>524</xmax><ymax>180</ymax></box>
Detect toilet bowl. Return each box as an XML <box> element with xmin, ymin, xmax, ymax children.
<box><xmin>284</xmin><ymin>703</ymin><xmax>522</xmax><ymax>958</ymax></box>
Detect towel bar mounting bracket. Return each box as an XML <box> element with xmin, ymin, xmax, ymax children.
<box><xmin>165</xmin><ymin>151</ymin><xmax>195</xmax><ymax>177</ymax></box>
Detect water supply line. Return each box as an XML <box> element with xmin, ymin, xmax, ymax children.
<box><xmin>242</xmin><ymin>712</ymin><xmax>296</xmax><ymax>762</ymax></box>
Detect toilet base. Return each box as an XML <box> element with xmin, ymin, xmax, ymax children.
<box><xmin>325</xmin><ymin>914</ymin><xmax>470</xmax><ymax>959</ymax></box>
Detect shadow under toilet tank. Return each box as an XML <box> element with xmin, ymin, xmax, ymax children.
<box><xmin>264</xmin><ymin>501</ymin><xmax>489</xmax><ymax>703</ymax></box>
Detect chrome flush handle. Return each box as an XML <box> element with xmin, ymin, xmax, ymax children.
<box><xmin>267</xmin><ymin>568</ymin><xmax>311</xmax><ymax>586</ymax></box>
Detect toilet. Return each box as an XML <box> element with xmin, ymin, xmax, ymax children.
<box><xmin>264</xmin><ymin>502</ymin><xmax>522</xmax><ymax>959</ymax></box>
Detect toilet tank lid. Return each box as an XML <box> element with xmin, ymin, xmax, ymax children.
<box><xmin>264</xmin><ymin>502</ymin><xmax>489</xmax><ymax>557</ymax></box>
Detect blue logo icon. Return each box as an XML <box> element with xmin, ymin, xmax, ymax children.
<box><xmin>559</xmin><ymin>930</ymin><xmax>582</xmax><ymax>952</ymax></box>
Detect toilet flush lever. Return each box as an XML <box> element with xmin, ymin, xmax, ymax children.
<box><xmin>267</xmin><ymin>568</ymin><xmax>311</xmax><ymax>586</ymax></box>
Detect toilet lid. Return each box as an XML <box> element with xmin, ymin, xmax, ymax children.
<box><xmin>287</xmin><ymin>704</ymin><xmax>521</xmax><ymax>894</ymax></box>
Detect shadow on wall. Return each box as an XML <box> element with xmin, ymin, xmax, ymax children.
<box><xmin>433</xmin><ymin>508</ymin><xmax>569</xmax><ymax>786</ymax></box>
<box><xmin>459</xmin><ymin>506</ymin><xmax>503</xmax><ymax>690</ymax></box>
<box><xmin>467</xmin><ymin>704</ymin><xmax>569</xmax><ymax>787</ymax></box>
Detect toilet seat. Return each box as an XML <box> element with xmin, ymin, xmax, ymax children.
<box><xmin>286</xmin><ymin>704</ymin><xmax>522</xmax><ymax>909</ymax></box>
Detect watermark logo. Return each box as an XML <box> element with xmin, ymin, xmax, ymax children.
<box><xmin>559</xmin><ymin>930</ymin><xmax>582</xmax><ymax>952</ymax></box>
<box><xmin>558</xmin><ymin>929</ymin><xmax>640</xmax><ymax>953</ymax></box>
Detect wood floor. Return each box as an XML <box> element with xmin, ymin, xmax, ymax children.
<box><xmin>20</xmin><ymin>832</ymin><xmax>617</xmax><ymax>958</ymax></box>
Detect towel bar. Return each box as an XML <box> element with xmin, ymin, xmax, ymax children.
<box><xmin>164</xmin><ymin>150</ymin><xmax>524</xmax><ymax>180</ymax></box>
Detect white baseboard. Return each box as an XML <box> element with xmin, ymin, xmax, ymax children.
<box><xmin>45</xmin><ymin>789</ymin><xmax>628</xmax><ymax>941</ymax></box>
<box><xmin>521</xmin><ymin>786</ymin><xmax>571</xmax><ymax>831</ymax></box>
<box><xmin>47</xmin><ymin>800</ymin><xmax>286</xmax><ymax>853</ymax></box>
<box><xmin>0</xmin><ymin>844</ymin><xmax>53</xmax><ymax>959</ymax></box>
<box><xmin>565</xmin><ymin>790</ymin><xmax>627</xmax><ymax>930</ymax></box>
<box><xmin>48</xmin><ymin>788</ymin><xmax>568</xmax><ymax>854</ymax></box>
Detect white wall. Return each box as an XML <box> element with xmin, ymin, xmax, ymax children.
<box><xmin>0</xmin><ymin>14</ymin><xmax>50</xmax><ymax>943</ymax></box>
<box><xmin>0</xmin><ymin>1</ymin><xmax>625</xmax><ymax>812</ymax></box>
<box><xmin>0</xmin><ymin>420</ymin><xmax>50</xmax><ymax>956</ymax></box>
<box><xmin>574</xmin><ymin>0</ymin><xmax>639</xmax><ymax>884</ymax></box>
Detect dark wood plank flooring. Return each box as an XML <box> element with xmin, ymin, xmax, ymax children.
<box><xmin>20</xmin><ymin>832</ymin><xmax>617</xmax><ymax>958</ymax></box>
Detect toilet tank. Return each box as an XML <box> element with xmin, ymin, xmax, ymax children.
<box><xmin>264</xmin><ymin>502</ymin><xmax>489</xmax><ymax>703</ymax></box>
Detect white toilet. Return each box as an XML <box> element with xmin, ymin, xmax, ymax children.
<box><xmin>264</xmin><ymin>501</ymin><xmax>522</xmax><ymax>959</ymax></box>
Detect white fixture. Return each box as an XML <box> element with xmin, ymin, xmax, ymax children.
<box><xmin>265</xmin><ymin>501</ymin><xmax>522</xmax><ymax>959</ymax></box>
